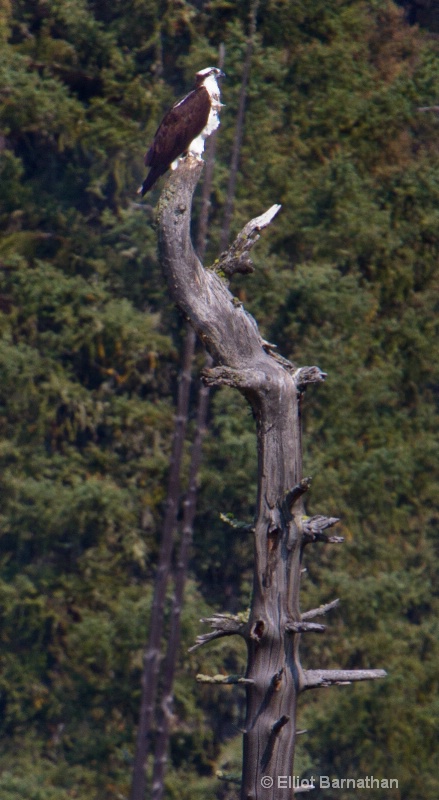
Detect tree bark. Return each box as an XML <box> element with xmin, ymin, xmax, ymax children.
<box><xmin>157</xmin><ymin>158</ymin><xmax>304</xmax><ymax>799</ymax></box>
<box><xmin>155</xmin><ymin>156</ymin><xmax>386</xmax><ymax>799</ymax></box>
<box><xmin>151</xmin><ymin>377</ymin><xmax>210</xmax><ymax>800</ymax></box>
<box><xmin>129</xmin><ymin>322</ymin><xmax>195</xmax><ymax>800</ymax></box>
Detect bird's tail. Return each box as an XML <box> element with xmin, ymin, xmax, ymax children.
<box><xmin>137</xmin><ymin>166</ymin><xmax>164</xmax><ymax>196</ymax></box>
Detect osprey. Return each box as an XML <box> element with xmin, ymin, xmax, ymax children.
<box><xmin>138</xmin><ymin>67</ymin><xmax>224</xmax><ymax>196</ymax></box>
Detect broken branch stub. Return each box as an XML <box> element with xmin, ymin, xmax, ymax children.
<box><xmin>302</xmin><ymin>669</ymin><xmax>387</xmax><ymax>691</ymax></box>
<box><xmin>213</xmin><ymin>204</ymin><xmax>282</xmax><ymax>277</ymax></box>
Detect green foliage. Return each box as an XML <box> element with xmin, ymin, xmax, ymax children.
<box><xmin>1</xmin><ymin>0</ymin><xmax>439</xmax><ymax>798</ymax></box>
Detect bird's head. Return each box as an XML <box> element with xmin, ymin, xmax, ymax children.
<box><xmin>194</xmin><ymin>67</ymin><xmax>225</xmax><ymax>87</ymax></box>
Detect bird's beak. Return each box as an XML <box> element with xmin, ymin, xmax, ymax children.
<box><xmin>218</xmin><ymin>70</ymin><xmax>226</xmax><ymax>79</ymax></box>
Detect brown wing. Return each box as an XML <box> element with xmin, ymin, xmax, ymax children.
<box><xmin>144</xmin><ymin>86</ymin><xmax>211</xmax><ymax>168</ymax></box>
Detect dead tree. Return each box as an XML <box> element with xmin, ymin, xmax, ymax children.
<box><xmin>155</xmin><ymin>156</ymin><xmax>386</xmax><ymax>799</ymax></box>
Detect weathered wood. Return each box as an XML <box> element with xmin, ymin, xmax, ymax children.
<box><xmin>196</xmin><ymin>673</ymin><xmax>255</xmax><ymax>685</ymax></box>
<box><xmin>157</xmin><ymin>158</ymin><xmax>309</xmax><ymax>799</ymax></box>
<box><xmin>286</xmin><ymin>621</ymin><xmax>326</xmax><ymax>633</ymax></box>
<box><xmin>157</xmin><ymin>158</ymin><xmax>306</xmax><ymax>797</ymax></box>
<box><xmin>156</xmin><ymin>155</ymin><xmax>386</xmax><ymax>799</ymax></box>
<box><xmin>302</xmin><ymin>599</ymin><xmax>340</xmax><ymax>620</ymax></box>
<box><xmin>188</xmin><ymin>612</ymin><xmax>248</xmax><ymax>652</ymax></box>
<box><xmin>214</xmin><ymin>204</ymin><xmax>281</xmax><ymax>276</ymax></box>
<box><xmin>302</xmin><ymin>669</ymin><xmax>387</xmax><ymax>690</ymax></box>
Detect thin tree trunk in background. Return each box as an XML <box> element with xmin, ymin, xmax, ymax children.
<box><xmin>129</xmin><ymin>322</ymin><xmax>195</xmax><ymax>800</ymax></box>
<box><xmin>219</xmin><ymin>0</ymin><xmax>260</xmax><ymax>252</ymax></box>
<box><xmin>151</xmin><ymin>378</ymin><xmax>210</xmax><ymax>800</ymax></box>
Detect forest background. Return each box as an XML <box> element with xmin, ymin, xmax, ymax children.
<box><xmin>0</xmin><ymin>0</ymin><xmax>438</xmax><ymax>798</ymax></box>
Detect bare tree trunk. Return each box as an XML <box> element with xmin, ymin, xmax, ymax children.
<box><xmin>129</xmin><ymin>322</ymin><xmax>195</xmax><ymax>800</ymax></box>
<box><xmin>151</xmin><ymin>377</ymin><xmax>210</xmax><ymax>800</ymax></box>
<box><xmin>155</xmin><ymin>157</ymin><xmax>386</xmax><ymax>799</ymax></box>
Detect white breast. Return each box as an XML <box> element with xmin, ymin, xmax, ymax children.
<box><xmin>189</xmin><ymin>108</ymin><xmax>220</xmax><ymax>157</ymax></box>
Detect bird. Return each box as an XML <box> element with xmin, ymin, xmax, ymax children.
<box><xmin>138</xmin><ymin>67</ymin><xmax>225</xmax><ymax>196</ymax></box>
